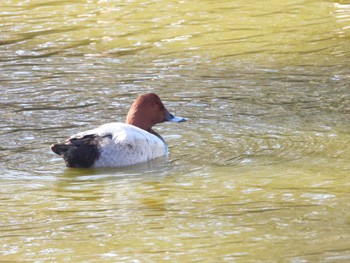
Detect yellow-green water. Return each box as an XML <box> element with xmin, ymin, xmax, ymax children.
<box><xmin>1</xmin><ymin>0</ymin><xmax>350</xmax><ymax>262</ymax></box>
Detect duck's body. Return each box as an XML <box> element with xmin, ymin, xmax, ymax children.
<box><xmin>52</xmin><ymin>123</ymin><xmax>167</xmax><ymax>168</ymax></box>
<box><xmin>51</xmin><ymin>93</ymin><xmax>185</xmax><ymax>168</ymax></box>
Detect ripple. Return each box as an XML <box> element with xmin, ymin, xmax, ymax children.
<box><xmin>0</xmin><ymin>1</ymin><xmax>350</xmax><ymax>262</ymax></box>
<box><xmin>179</xmin><ymin>122</ymin><xmax>345</xmax><ymax>167</ymax></box>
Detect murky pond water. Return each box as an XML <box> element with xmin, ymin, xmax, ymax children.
<box><xmin>1</xmin><ymin>0</ymin><xmax>350</xmax><ymax>261</ymax></box>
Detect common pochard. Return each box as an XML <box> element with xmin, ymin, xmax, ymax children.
<box><xmin>51</xmin><ymin>93</ymin><xmax>186</xmax><ymax>168</ymax></box>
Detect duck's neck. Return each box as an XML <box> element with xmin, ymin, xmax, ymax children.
<box><xmin>127</xmin><ymin>118</ymin><xmax>146</xmax><ymax>130</ymax></box>
<box><xmin>126</xmin><ymin>115</ymin><xmax>165</xmax><ymax>143</ymax></box>
<box><xmin>149</xmin><ymin>129</ymin><xmax>165</xmax><ymax>143</ymax></box>
<box><xmin>126</xmin><ymin>110</ymin><xmax>153</xmax><ymax>131</ymax></box>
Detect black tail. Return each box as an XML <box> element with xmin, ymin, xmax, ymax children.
<box><xmin>51</xmin><ymin>136</ymin><xmax>100</xmax><ymax>168</ymax></box>
<box><xmin>51</xmin><ymin>143</ymin><xmax>71</xmax><ymax>156</ymax></box>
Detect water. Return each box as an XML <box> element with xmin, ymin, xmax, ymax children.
<box><xmin>1</xmin><ymin>0</ymin><xmax>350</xmax><ymax>261</ymax></box>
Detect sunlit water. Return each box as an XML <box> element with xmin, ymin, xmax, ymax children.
<box><xmin>1</xmin><ymin>0</ymin><xmax>350</xmax><ymax>262</ymax></box>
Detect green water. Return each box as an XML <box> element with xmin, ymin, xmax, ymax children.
<box><xmin>1</xmin><ymin>0</ymin><xmax>350</xmax><ymax>262</ymax></box>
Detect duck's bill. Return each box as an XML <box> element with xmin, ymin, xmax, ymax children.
<box><xmin>170</xmin><ymin>115</ymin><xmax>187</xmax><ymax>122</ymax></box>
<box><xmin>164</xmin><ymin>110</ymin><xmax>187</xmax><ymax>122</ymax></box>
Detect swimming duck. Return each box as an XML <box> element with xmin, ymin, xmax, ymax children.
<box><xmin>51</xmin><ymin>93</ymin><xmax>186</xmax><ymax>168</ymax></box>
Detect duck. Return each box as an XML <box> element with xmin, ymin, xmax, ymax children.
<box><xmin>51</xmin><ymin>93</ymin><xmax>186</xmax><ymax>168</ymax></box>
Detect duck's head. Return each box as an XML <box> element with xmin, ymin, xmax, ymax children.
<box><xmin>126</xmin><ymin>93</ymin><xmax>186</xmax><ymax>131</ymax></box>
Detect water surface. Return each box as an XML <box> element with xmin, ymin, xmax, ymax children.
<box><xmin>1</xmin><ymin>0</ymin><xmax>350</xmax><ymax>262</ymax></box>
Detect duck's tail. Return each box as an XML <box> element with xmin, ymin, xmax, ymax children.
<box><xmin>51</xmin><ymin>142</ymin><xmax>71</xmax><ymax>156</ymax></box>
<box><xmin>50</xmin><ymin>136</ymin><xmax>100</xmax><ymax>168</ymax></box>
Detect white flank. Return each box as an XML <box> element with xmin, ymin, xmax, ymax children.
<box><xmin>72</xmin><ymin>123</ymin><xmax>167</xmax><ymax>167</ymax></box>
